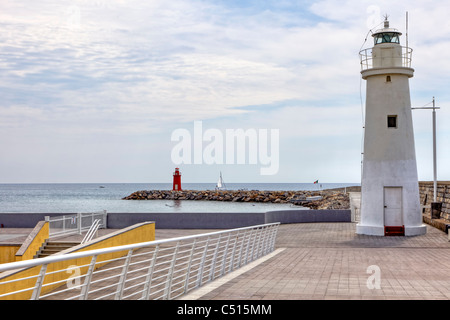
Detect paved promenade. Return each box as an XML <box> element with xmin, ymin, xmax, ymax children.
<box><xmin>181</xmin><ymin>222</ymin><xmax>450</xmax><ymax>300</ymax></box>
<box><xmin>1</xmin><ymin>221</ymin><xmax>449</xmax><ymax>300</ymax></box>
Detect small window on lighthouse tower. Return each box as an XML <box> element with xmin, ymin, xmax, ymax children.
<box><xmin>387</xmin><ymin>115</ymin><xmax>397</xmax><ymax>128</ymax></box>
<box><xmin>386</xmin><ymin>75</ymin><xmax>391</xmax><ymax>82</ymax></box>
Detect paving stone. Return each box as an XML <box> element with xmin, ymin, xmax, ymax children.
<box><xmin>190</xmin><ymin>223</ymin><xmax>450</xmax><ymax>300</ymax></box>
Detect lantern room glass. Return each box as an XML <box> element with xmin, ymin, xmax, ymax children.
<box><xmin>374</xmin><ymin>32</ymin><xmax>400</xmax><ymax>45</ymax></box>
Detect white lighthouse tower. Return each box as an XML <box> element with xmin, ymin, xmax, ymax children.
<box><xmin>357</xmin><ymin>16</ymin><xmax>426</xmax><ymax>236</ymax></box>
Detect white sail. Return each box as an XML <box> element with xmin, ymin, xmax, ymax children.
<box><xmin>216</xmin><ymin>172</ymin><xmax>225</xmax><ymax>189</ymax></box>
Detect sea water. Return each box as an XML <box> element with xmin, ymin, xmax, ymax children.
<box><xmin>0</xmin><ymin>183</ymin><xmax>358</xmax><ymax>213</ymax></box>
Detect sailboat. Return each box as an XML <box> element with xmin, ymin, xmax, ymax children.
<box><xmin>216</xmin><ymin>172</ymin><xmax>226</xmax><ymax>190</ymax></box>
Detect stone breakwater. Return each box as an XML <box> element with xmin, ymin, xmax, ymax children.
<box><xmin>122</xmin><ymin>189</ymin><xmax>351</xmax><ymax>210</ymax></box>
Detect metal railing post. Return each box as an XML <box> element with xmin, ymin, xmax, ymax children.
<box><xmin>249</xmin><ymin>228</ymin><xmax>257</xmax><ymax>262</ymax></box>
<box><xmin>79</xmin><ymin>255</ymin><xmax>97</xmax><ymax>300</ymax></box>
<box><xmin>209</xmin><ymin>235</ymin><xmax>222</xmax><ymax>281</ymax></box>
<box><xmin>256</xmin><ymin>226</ymin><xmax>266</xmax><ymax>258</ymax></box>
<box><xmin>220</xmin><ymin>233</ymin><xmax>231</xmax><ymax>277</ymax></box>
<box><xmin>265</xmin><ymin>225</ymin><xmax>273</xmax><ymax>253</ymax></box>
<box><xmin>229</xmin><ymin>232</ymin><xmax>239</xmax><ymax>272</ymax></box>
<box><xmin>45</xmin><ymin>216</ymin><xmax>50</xmax><ymax>237</ymax></box>
<box><xmin>196</xmin><ymin>237</ymin><xmax>210</xmax><ymax>287</ymax></box>
<box><xmin>102</xmin><ymin>209</ymin><xmax>107</xmax><ymax>228</ymax></box>
<box><xmin>243</xmin><ymin>229</ymin><xmax>253</xmax><ymax>265</ymax></box>
<box><xmin>183</xmin><ymin>239</ymin><xmax>197</xmax><ymax>294</ymax></box>
<box><xmin>237</xmin><ymin>230</ymin><xmax>247</xmax><ymax>268</ymax></box>
<box><xmin>267</xmin><ymin>225</ymin><xmax>275</xmax><ymax>252</ymax></box>
<box><xmin>141</xmin><ymin>245</ymin><xmax>159</xmax><ymax>300</ymax></box>
<box><xmin>264</xmin><ymin>225</ymin><xmax>273</xmax><ymax>254</ymax></box>
<box><xmin>256</xmin><ymin>227</ymin><xmax>263</xmax><ymax>258</ymax></box>
<box><xmin>114</xmin><ymin>249</ymin><xmax>134</xmax><ymax>300</ymax></box>
<box><xmin>270</xmin><ymin>224</ymin><xmax>279</xmax><ymax>251</ymax></box>
<box><xmin>164</xmin><ymin>241</ymin><xmax>180</xmax><ymax>300</ymax></box>
<box><xmin>77</xmin><ymin>212</ymin><xmax>82</xmax><ymax>235</ymax></box>
<box><xmin>30</xmin><ymin>264</ymin><xmax>48</xmax><ymax>300</ymax></box>
<box><xmin>253</xmin><ymin>227</ymin><xmax>263</xmax><ymax>260</ymax></box>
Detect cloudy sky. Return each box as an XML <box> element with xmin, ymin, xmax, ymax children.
<box><xmin>1</xmin><ymin>0</ymin><xmax>449</xmax><ymax>184</ymax></box>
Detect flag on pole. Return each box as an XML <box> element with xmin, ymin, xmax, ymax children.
<box><xmin>314</xmin><ymin>180</ymin><xmax>318</xmax><ymax>184</ymax></box>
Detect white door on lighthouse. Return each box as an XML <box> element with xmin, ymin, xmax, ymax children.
<box><xmin>384</xmin><ymin>187</ymin><xmax>403</xmax><ymax>227</ymax></box>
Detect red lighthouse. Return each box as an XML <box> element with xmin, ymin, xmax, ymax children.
<box><xmin>173</xmin><ymin>168</ymin><xmax>182</xmax><ymax>191</ymax></box>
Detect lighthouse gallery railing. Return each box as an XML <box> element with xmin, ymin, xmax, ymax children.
<box><xmin>359</xmin><ymin>46</ymin><xmax>413</xmax><ymax>71</ymax></box>
<box><xmin>0</xmin><ymin>222</ymin><xmax>279</xmax><ymax>300</ymax></box>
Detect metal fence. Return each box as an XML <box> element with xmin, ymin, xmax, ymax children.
<box><xmin>45</xmin><ymin>210</ymin><xmax>107</xmax><ymax>239</ymax></box>
<box><xmin>0</xmin><ymin>222</ymin><xmax>280</xmax><ymax>300</ymax></box>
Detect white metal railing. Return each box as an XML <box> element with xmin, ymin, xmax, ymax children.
<box><xmin>0</xmin><ymin>222</ymin><xmax>280</xmax><ymax>300</ymax></box>
<box><xmin>81</xmin><ymin>219</ymin><xmax>101</xmax><ymax>244</ymax></box>
<box><xmin>359</xmin><ymin>46</ymin><xmax>413</xmax><ymax>70</ymax></box>
<box><xmin>45</xmin><ymin>210</ymin><xmax>107</xmax><ymax>239</ymax></box>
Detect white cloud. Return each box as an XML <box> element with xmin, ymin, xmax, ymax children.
<box><xmin>0</xmin><ymin>0</ymin><xmax>449</xmax><ymax>182</ymax></box>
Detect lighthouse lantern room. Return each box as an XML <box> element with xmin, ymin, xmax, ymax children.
<box><xmin>357</xmin><ymin>16</ymin><xmax>426</xmax><ymax>236</ymax></box>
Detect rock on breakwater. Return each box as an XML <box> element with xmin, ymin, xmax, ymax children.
<box><xmin>122</xmin><ymin>189</ymin><xmax>351</xmax><ymax>210</ymax></box>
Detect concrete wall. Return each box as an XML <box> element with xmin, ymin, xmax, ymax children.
<box><xmin>419</xmin><ymin>181</ymin><xmax>450</xmax><ymax>221</ymax></box>
<box><xmin>0</xmin><ymin>210</ymin><xmax>351</xmax><ymax>230</ymax></box>
<box><xmin>0</xmin><ymin>213</ymin><xmax>68</xmax><ymax>228</ymax></box>
<box><xmin>107</xmin><ymin>212</ymin><xmax>266</xmax><ymax>229</ymax></box>
<box><xmin>99</xmin><ymin>210</ymin><xmax>352</xmax><ymax>229</ymax></box>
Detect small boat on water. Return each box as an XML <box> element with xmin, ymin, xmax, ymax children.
<box><xmin>216</xmin><ymin>172</ymin><xmax>226</xmax><ymax>190</ymax></box>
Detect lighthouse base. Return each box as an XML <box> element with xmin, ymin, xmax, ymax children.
<box><xmin>356</xmin><ymin>224</ymin><xmax>384</xmax><ymax>236</ymax></box>
<box><xmin>356</xmin><ymin>223</ymin><xmax>426</xmax><ymax>237</ymax></box>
